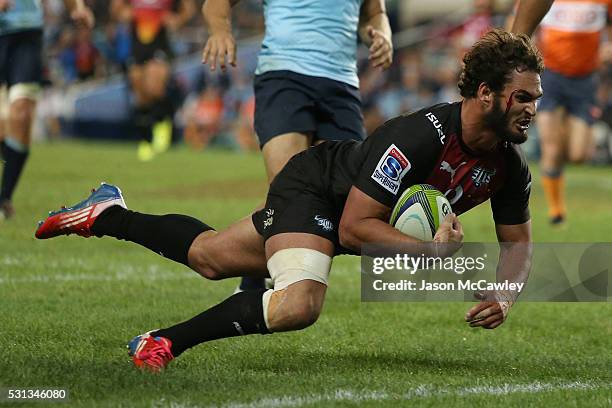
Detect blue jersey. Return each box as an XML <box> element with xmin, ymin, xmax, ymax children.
<box><xmin>255</xmin><ymin>0</ymin><xmax>363</xmax><ymax>88</ymax></box>
<box><xmin>0</xmin><ymin>0</ymin><xmax>44</xmax><ymax>35</ymax></box>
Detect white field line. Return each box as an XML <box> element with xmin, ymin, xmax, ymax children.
<box><xmin>0</xmin><ymin>256</ymin><xmax>196</xmax><ymax>284</ymax></box>
<box><xmin>0</xmin><ymin>270</ymin><xmax>189</xmax><ymax>284</ymax></box>
<box><xmin>0</xmin><ymin>255</ymin><xmax>359</xmax><ymax>285</ymax></box>
<box><xmin>211</xmin><ymin>381</ymin><xmax>608</xmax><ymax>408</ymax></box>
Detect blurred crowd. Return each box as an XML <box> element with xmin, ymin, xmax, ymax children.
<box><xmin>43</xmin><ymin>0</ymin><xmax>263</xmax><ymax>83</ymax></box>
<box><xmin>37</xmin><ymin>0</ymin><xmax>612</xmax><ymax>162</ymax></box>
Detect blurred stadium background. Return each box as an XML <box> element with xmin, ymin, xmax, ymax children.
<box><xmin>1</xmin><ymin>1</ymin><xmax>611</xmax><ymax>407</ymax></box>
<box><xmin>22</xmin><ymin>0</ymin><xmax>612</xmax><ymax>162</ymax></box>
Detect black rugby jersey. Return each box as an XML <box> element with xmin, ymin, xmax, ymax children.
<box><xmin>305</xmin><ymin>101</ymin><xmax>531</xmax><ymax>225</ymax></box>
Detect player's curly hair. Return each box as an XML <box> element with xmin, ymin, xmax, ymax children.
<box><xmin>458</xmin><ymin>29</ymin><xmax>544</xmax><ymax>98</ymax></box>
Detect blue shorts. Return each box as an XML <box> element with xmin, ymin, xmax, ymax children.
<box><xmin>538</xmin><ymin>69</ymin><xmax>597</xmax><ymax>125</ymax></box>
<box><xmin>0</xmin><ymin>29</ymin><xmax>43</xmax><ymax>86</ymax></box>
<box><xmin>253</xmin><ymin>70</ymin><xmax>365</xmax><ymax>147</ymax></box>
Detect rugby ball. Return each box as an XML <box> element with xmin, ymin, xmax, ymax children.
<box><xmin>389</xmin><ymin>184</ymin><xmax>452</xmax><ymax>241</ymax></box>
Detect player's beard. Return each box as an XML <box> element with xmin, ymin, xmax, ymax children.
<box><xmin>484</xmin><ymin>98</ymin><xmax>528</xmax><ymax>145</ymax></box>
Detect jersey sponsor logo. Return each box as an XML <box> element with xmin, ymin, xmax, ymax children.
<box><xmin>425</xmin><ymin>112</ymin><xmax>447</xmax><ymax>144</ymax></box>
<box><xmin>440</xmin><ymin>160</ymin><xmax>467</xmax><ymax>183</ymax></box>
<box><xmin>444</xmin><ymin>185</ymin><xmax>463</xmax><ymax>205</ymax></box>
<box><xmin>314</xmin><ymin>215</ymin><xmax>334</xmax><ymax>232</ymax></box>
<box><xmin>371</xmin><ymin>144</ymin><xmax>411</xmax><ymax>194</ymax></box>
<box><xmin>541</xmin><ymin>2</ymin><xmax>607</xmax><ymax>33</ymax></box>
<box><xmin>471</xmin><ymin>166</ymin><xmax>496</xmax><ymax>188</ymax></box>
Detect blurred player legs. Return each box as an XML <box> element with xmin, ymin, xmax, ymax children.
<box><xmin>537</xmin><ymin>71</ymin><xmax>598</xmax><ymax>225</ymax></box>
<box><xmin>112</xmin><ymin>0</ymin><xmax>195</xmax><ymax>161</ymax></box>
<box><xmin>129</xmin><ymin>58</ymin><xmax>174</xmax><ymax>161</ymax></box>
<box><xmin>261</xmin><ymin>132</ymin><xmax>312</xmax><ymax>184</ymax></box>
<box><xmin>533</xmin><ymin>0</ymin><xmax>608</xmax><ymax>225</ymax></box>
<box><xmin>0</xmin><ymin>29</ymin><xmax>42</xmax><ymax>221</ymax></box>
<box><xmin>0</xmin><ymin>1</ymin><xmax>92</xmax><ymax>220</ymax></box>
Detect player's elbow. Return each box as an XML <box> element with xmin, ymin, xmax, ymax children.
<box><xmin>338</xmin><ymin>221</ymin><xmax>361</xmax><ymax>252</ymax></box>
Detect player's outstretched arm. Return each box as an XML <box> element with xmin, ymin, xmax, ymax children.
<box><xmin>465</xmin><ymin>220</ymin><xmax>532</xmax><ymax>329</ymax></box>
<box><xmin>202</xmin><ymin>0</ymin><xmax>240</xmax><ymax>71</ymax></box>
<box><xmin>511</xmin><ymin>0</ymin><xmax>554</xmax><ymax>36</ymax></box>
<box><xmin>359</xmin><ymin>0</ymin><xmax>393</xmax><ymax>70</ymax></box>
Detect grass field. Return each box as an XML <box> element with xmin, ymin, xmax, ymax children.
<box><xmin>1</xmin><ymin>141</ymin><xmax>610</xmax><ymax>407</ymax></box>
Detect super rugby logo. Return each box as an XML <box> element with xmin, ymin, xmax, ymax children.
<box><xmin>371</xmin><ymin>144</ymin><xmax>411</xmax><ymax>194</ymax></box>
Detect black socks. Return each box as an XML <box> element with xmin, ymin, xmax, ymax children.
<box><xmin>153</xmin><ymin>289</ymin><xmax>270</xmax><ymax>356</ymax></box>
<box><xmin>239</xmin><ymin>276</ymin><xmax>267</xmax><ymax>291</ymax></box>
<box><xmin>133</xmin><ymin>105</ymin><xmax>155</xmax><ymax>143</ymax></box>
<box><xmin>91</xmin><ymin>207</ymin><xmax>271</xmax><ymax>357</ymax></box>
<box><xmin>91</xmin><ymin>206</ymin><xmax>213</xmax><ymax>266</ymax></box>
<box><xmin>0</xmin><ymin>139</ymin><xmax>29</xmax><ymax>203</ymax></box>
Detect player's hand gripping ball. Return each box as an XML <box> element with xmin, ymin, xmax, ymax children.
<box><xmin>389</xmin><ymin>184</ymin><xmax>452</xmax><ymax>241</ymax></box>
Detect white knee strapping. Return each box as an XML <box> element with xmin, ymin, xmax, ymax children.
<box><xmin>261</xmin><ymin>248</ymin><xmax>332</xmax><ymax>329</ymax></box>
<box><xmin>8</xmin><ymin>83</ymin><xmax>41</xmax><ymax>103</ymax></box>
<box><xmin>267</xmin><ymin>248</ymin><xmax>332</xmax><ymax>290</ymax></box>
<box><xmin>262</xmin><ymin>289</ymin><xmax>273</xmax><ymax>329</ymax></box>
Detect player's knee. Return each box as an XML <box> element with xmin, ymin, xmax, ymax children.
<box><xmin>283</xmin><ymin>298</ymin><xmax>322</xmax><ymax>330</ymax></box>
<box><xmin>540</xmin><ymin>149</ymin><xmax>564</xmax><ymax>169</ymax></box>
<box><xmin>568</xmin><ymin>156</ymin><xmax>586</xmax><ymax>164</ymax></box>
<box><xmin>144</xmin><ymin>62</ymin><xmax>169</xmax><ymax>99</ymax></box>
<box><xmin>264</xmin><ymin>249</ymin><xmax>332</xmax><ymax>331</ymax></box>
<box><xmin>266</xmin><ymin>288</ymin><xmax>323</xmax><ymax>331</ymax></box>
<box><xmin>188</xmin><ymin>231</ymin><xmax>223</xmax><ymax>280</ymax></box>
<box><xmin>541</xmin><ymin>143</ymin><xmax>562</xmax><ymax>158</ymax></box>
<box><xmin>568</xmin><ymin>150</ymin><xmax>588</xmax><ymax>164</ymax></box>
<box><xmin>10</xmin><ymin>98</ymin><xmax>35</xmax><ymax>124</ymax></box>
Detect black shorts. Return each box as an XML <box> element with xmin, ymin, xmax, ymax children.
<box><xmin>252</xmin><ymin>149</ymin><xmax>349</xmax><ymax>255</ymax></box>
<box><xmin>253</xmin><ymin>70</ymin><xmax>365</xmax><ymax>148</ymax></box>
<box><xmin>129</xmin><ymin>25</ymin><xmax>173</xmax><ymax>65</ymax></box>
<box><xmin>0</xmin><ymin>29</ymin><xmax>43</xmax><ymax>86</ymax></box>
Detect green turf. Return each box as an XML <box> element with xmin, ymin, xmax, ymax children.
<box><xmin>0</xmin><ymin>141</ymin><xmax>610</xmax><ymax>407</ymax></box>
